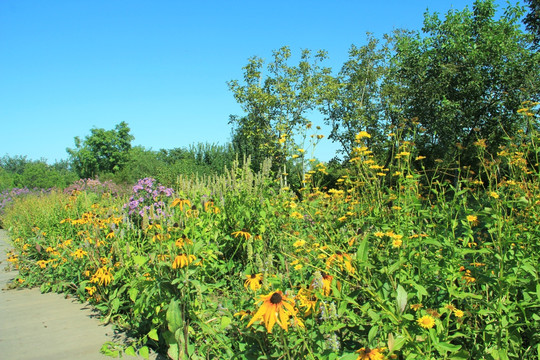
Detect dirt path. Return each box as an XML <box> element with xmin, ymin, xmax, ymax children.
<box><xmin>0</xmin><ymin>229</ymin><xmax>158</xmax><ymax>360</ymax></box>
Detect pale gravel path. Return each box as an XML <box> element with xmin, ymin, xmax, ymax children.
<box><xmin>0</xmin><ymin>229</ymin><xmax>159</xmax><ymax>360</ymax></box>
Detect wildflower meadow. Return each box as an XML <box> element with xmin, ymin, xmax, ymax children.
<box><xmin>2</xmin><ymin>102</ymin><xmax>539</xmax><ymax>359</ymax></box>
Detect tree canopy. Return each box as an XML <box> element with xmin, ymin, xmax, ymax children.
<box><xmin>67</xmin><ymin>122</ymin><xmax>134</xmax><ymax>178</ymax></box>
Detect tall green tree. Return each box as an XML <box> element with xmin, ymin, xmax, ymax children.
<box><xmin>228</xmin><ymin>47</ymin><xmax>330</xmax><ymax>171</ymax></box>
<box><xmin>392</xmin><ymin>0</ymin><xmax>540</xmax><ymax>165</ymax></box>
<box><xmin>320</xmin><ymin>34</ymin><xmax>393</xmax><ymax>159</ymax></box>
<box><xmin>67</xmin><ymin>122</ymin><xmax>134</xmax><ymax>178</ymax></box>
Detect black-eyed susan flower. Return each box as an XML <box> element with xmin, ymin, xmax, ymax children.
<box><xmin>90</xmin><ymin>266</ymin><xmax>113</xmax><ymax>286</ymax></box>
<box><xmin>36</xmin><ymin>260</ymin><xmax>48</xmax><ymax>269</ymax></box>
<box><xmin>296</xmin><ymin>288</ymin><xmax>318</xmax><ymax>316</ymax></box>
<box><xmin>326</xmin><ymin>251</ymin><xmax>355</xmax><ymax>274</ymax></box>
<box><xmin>71</xmin><ymin>248</ymin><xmax>88</xmax><ymax>259</ymax></box>
<box><xmin>417</xmin><ymin>315</ymin><xmax>435</xmax><ymax>329</ymax></box>
<box><xmin>85</xmin><ymin>286</ymin><xmax>97</xmax><ymax>296</ymax></box>
<box><xmin>247</xmin><ymin>290</ymin><xmax>296</xmax><ymax>333</ymax></box>
<box><xmin>172</xmin><ymin>254</ymin><xmax>196</xmax><ymax>269</ymax></box>
<box><xmin>232</xmin><ymin>229</ymin><xmax>252</xmax><ymax>240</ymax></box>
<box><xmin>171</xmin><ymin>198</ymin><xmax>191</xmax><ymax>211</ymax></box>
<box><xmin>355</xmin><ymin>347</ymin><xmax>385</xmax><ymax>360</ymax></box>
<box><xmin>244</xmin><ymin>273</ymin><xmax>263</xmax><ymax>291</ymax></box>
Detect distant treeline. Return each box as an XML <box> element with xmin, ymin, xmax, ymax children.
<box><xmin>0</xmin><ymin>141</ymin><xmax>238</xmax><ymax>191</ymax></box>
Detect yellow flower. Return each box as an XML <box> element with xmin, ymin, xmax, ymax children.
<box><xmin>244</xmin><ymin>273</ymin><xmax>263</xmax><ymax>291</ymax></box>
<box><xmin>171</xmin><ymin>198</ymin><xmax>192</xmax><ymax>211</ymax></box>
<box><xmin>355</xmin><ymin>347</ymin><xmax>385</xmax><ymax>360</ymax></box>
<box><xmin>415</xmin><ymin>156</ymin><xmax>426</xmax><ymax>161</ymax></box>
<box><xmin>453</xmin><ymin>309</ymin><xmax>464</xmax><ymax>318</ymax></box>
<box><xmin>466</xmin><ymin>215</ymin><xmax>478</xmax><ymax>224</ymax></box>
<box><xmin>293</xmin><ymin>239</ymin><xmax>306</xmax><ymax>248</ymax></box>
<box><xmin>417</xmin><ymin>315</ymin><xmax>435</xmax><ymax>329</ymax></box>
<box><xmin>71</xmin><ymin>248</ymin><xmax>88</xmax><ymax>259</ymax></box>
<box><xmin>392</xmin><ymin>239</ymin><xmax>403</xmax><ymax>248</ymax></box>
<box><xmin>321</xmin><ymin>273</ymin><xmax>334</xmax><ymax>296</ymax></box>
<box><xmin>234</xmin><ymin>310</ymin><xmax>252</xmax><ymax>320</ymax></box>
<box><xmin>36</xmin><ymin>260</ymin><xmax>48</xmax><ymax>269</ymax></box>
<box><xmin>410</xmin><ymin>303</ymin><xmax>423</xmax><ymax>311</ymax></box>
<box><xmin>247</xmin><ymin>290</ymin><xmax>297</xmax><ymax>333</ymax></box>
<box><xmin>355</xmin><ymin>131</ymin><xmax>371</xmax><ymax>141</ymax></box>
<box><xmin>172</xmin><ymin>254</ymin><xmax>196</xmax><ymax>269</ymax></box>
<box><xmin>326</xmin><ymin>252</ymin><xmax>355</xmax><ymax>274</ymax></box>
<box><xmin>445</xmin><ymin>304</ymin><xmax>456</xmax><ymax>311</ymax></box>
<box><xmin>296</xmin><ymin>287</ymin><xmax>318</xmax><ymax>316</ymax></box>
<box><xmin>90</xmin><ymin>266</ymin><xmax>113</xmax><ymax>286</ymax></box>
<box><xmin>232</xmin><ymin>230</ymin><xmax>252</xmax><ymax>240</ymax></box>
<box><xmin>85</xmin><ymin>286</ymin><xmax>97</xmax><ymax>296</ymax></box>
<box><xmin>490</xmin><ymin>191</ymin><xmax>499</xmax><ymax>199</ymax></box>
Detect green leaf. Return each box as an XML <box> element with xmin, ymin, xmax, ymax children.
<box><xmin>357</xmin><ymin>236</ymin><xmax>369</xmax><ymax>263</ymax></box>
<box><xmin>167</xmin><ymin>344</ymin><xmax>179</xmax><ymax>360</ymax></box>
<box><xmin>148</xmin><ymin>328</ymin><xmax>159</xmax><ymax>341</ymax></box>
<box><xmin>132</xmin><ymin>255</ymin><xmax>148</xmax><ymax>267</ymax></box>
<box><xmin>368</xmin><ymin>325</ymin><xmax>379</xmax><ymax>344</ymax></box>
<box><xmin>138</xmin><ymin>346</ymin><xmax>149</xmax><ymax>359</ymax></box>
<box><xmin>396</xmin><ymin>284</ymin><xmax>407</xmax><ymax>314</ymax></box>
<box><xmin>339</xmin><ymin>353</ymin><xmax>358</xmax><ymax>360</ymax></box>
<box><xmin>124</xmin><ymin>346</ymin><xmax>136</xmax><ymax>356</ymax></box>
<box><xmin>220</xmin><ymin>316</ymin><xmax>232</xmax><ymax>329</ymax></box>
<box><xmin>128</xmin><ymin>287</ymin><xmax>138</xmax><ymax>302</ymax></box>
<box><xmin>166</xmin><ymin>299</ymin><xmax>183</xmax><ymax>333</ymax></box>
<box><xmin>435</xmin><ymin>341</ymin><xmax>462</xmax><ymax>353</ymax></box>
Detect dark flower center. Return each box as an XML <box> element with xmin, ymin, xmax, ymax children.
<box><xmin>250</xmin><ymin>274</ymin><xmax>257</xmax><ymax>279</ymax></box>
<box><xmin>270</xmin><ymin>292</ymin><xmax>283</xmax><ymax>304</ymax></box>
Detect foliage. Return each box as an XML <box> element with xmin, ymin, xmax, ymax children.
<box><xmin>523</xmin><ymin>0</ymin><xmax>540</xmax><ymax>48</ymax></box>
<box><xmin>67</xmin><ymin>121</ymin><xmax>134</xmax><ymax>178</ymax></box>
<box><xmin>2</xmin><ymin>103</ymin><xmax>539</xmax><ymax>359</ymax></box>
<box><xmin>392</xmin><ymin>0</ymin><xmax>540</xmax><ymax>167</ymax></box>
<box><xmin>320</xmin><ymin>33</ymin><xmax>392</xmax><ymax>159</ymax></box>
<box><xmin>0</xmin><ymin>155</ymin><xmax>77</xmax><ymax>190</ymax></box>
<box><xmin>228</xmin><ymin>46</ymin><xmax>331</xmax><ymax>172</ymax></box>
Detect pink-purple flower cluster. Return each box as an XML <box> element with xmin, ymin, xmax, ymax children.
<box><xmin>63</xmin><ymin>178</ymin><xmax>125</xmax><ymax>196</ymax></box>
<box><xmin>0</xmin><ymin>187</ymin><xmax>47</xmax><ymax>218</ymax></box>
<box><xmin>123</xmin><ymin>177</ymin><xmax>174</xmax><ymax>220</ymax></box>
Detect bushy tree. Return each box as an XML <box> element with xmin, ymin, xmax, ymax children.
<box><xmin>67</xmin><ymin>122</ymin><xmax>134</xmax><ymax>178</ymax></box>
<box><xmin>392</xmin><ymin>0</ymin><xmax>540</xmax><ymax>165</ymax></box>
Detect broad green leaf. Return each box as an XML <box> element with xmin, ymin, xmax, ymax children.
<box><xmin>138</xmin><ymin>346</ymin><xmax>149</xmax><ymax>359</ymax></box>
<box><xmin>435</xmin><ymin>341</ymin><xmax>462</xmax><ymax>353</ymax></box>
<box><xmin>220</xmin><ymin>316</ymin><xmax>232</xmax><ymax>329</ymax></box>
<box><xmin>166</xmin><ymin>299</ymin><xmax>183</xmax><ymax>333</ymax></box>
<box><xmin>128</xmin><ymin>287</ymin><xmax>138</xmax><ymax>302</ymax></box>
<box><xmin>132</xmin><ymin>255</ymin><xmax>148</xmax><ymax>267</ymax></box>
<box><xmin>396</xmin><ymin>284</ymin><xmax>407</xmax><ymax>314</ymax></box>
<box><xmin>368</xmin><ymin>325</ymin><xmax>379</xmax><ymax>344</ymax></box>
<box><xmin>124</xmin><ymin>346</ymin><xmax>136</xmax><ymax>357</ymax></box>
<box><xmin>148</xmin><ymin>328</ymin><xmax>159</xmax><ymax>341</ymax></box>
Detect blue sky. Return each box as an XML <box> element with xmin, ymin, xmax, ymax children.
<box><xmin>0</xmin><ymin>0</ymin><xmax>514</xmax><ymax>163</ymax></box>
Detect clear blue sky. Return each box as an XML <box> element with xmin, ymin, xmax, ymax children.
<box><xmin>0</xmin><ymin>0</ymin><xmax>514</xmax><ymax>163</ymax></box>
